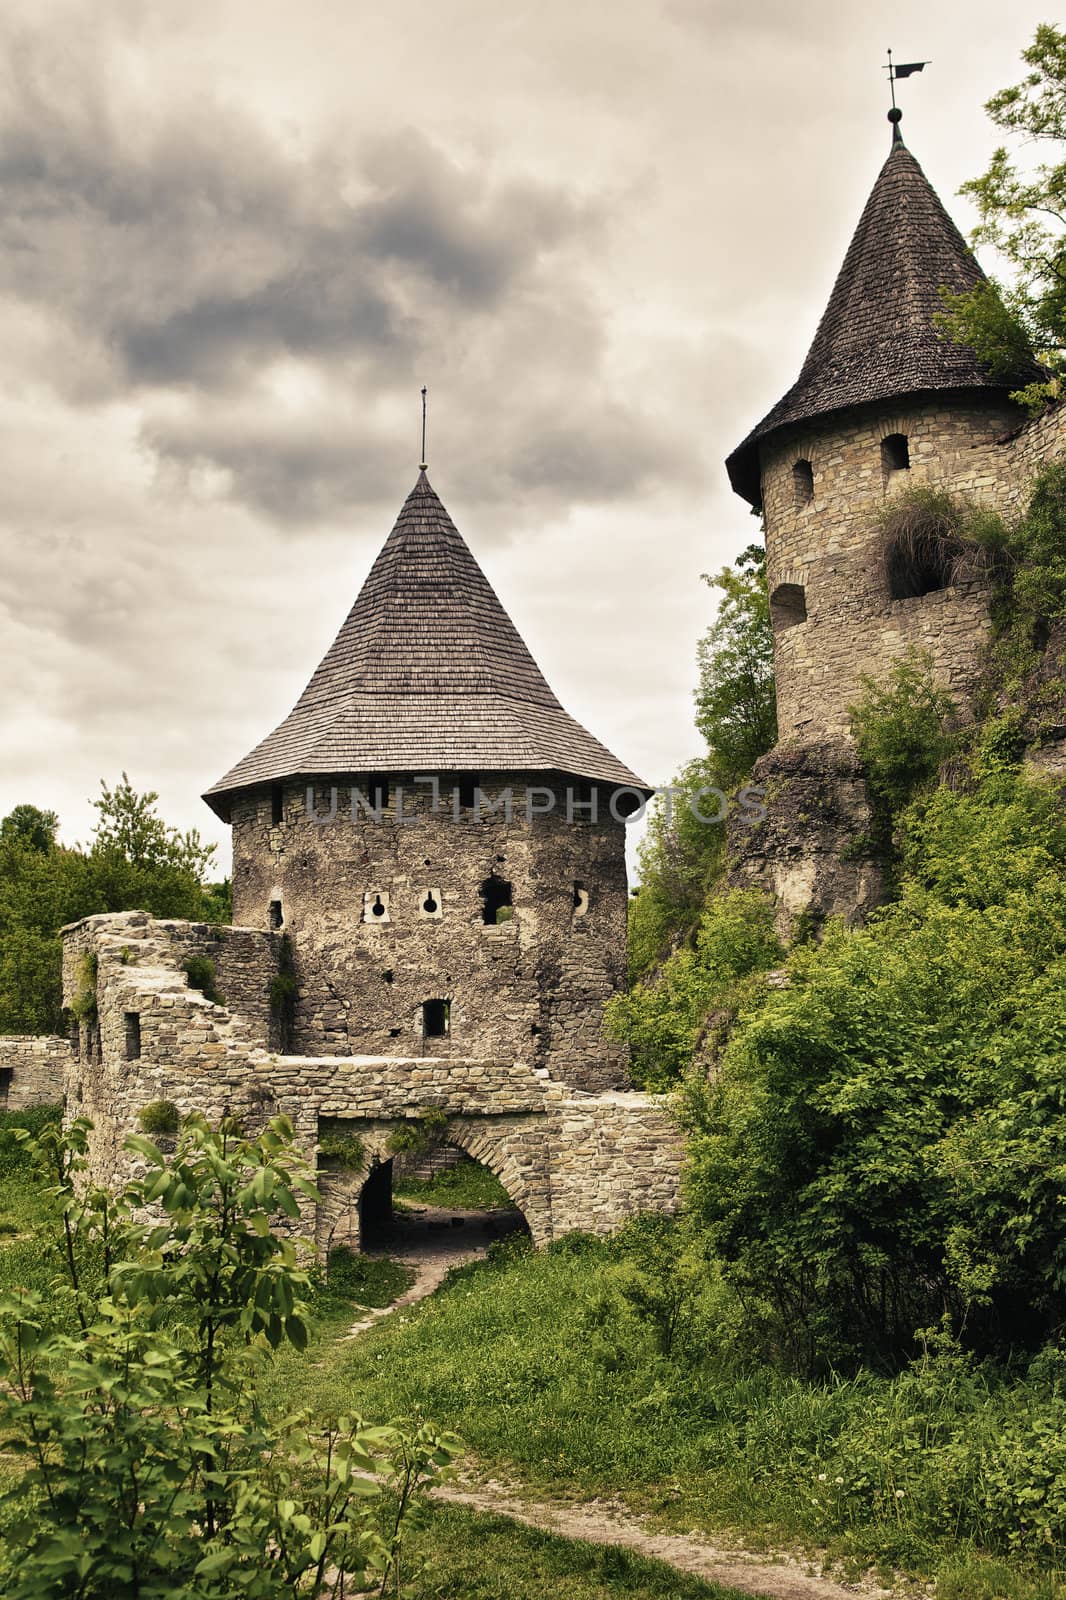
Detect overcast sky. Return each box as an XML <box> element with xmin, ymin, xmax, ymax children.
<box><xmin>0</xmin><ymin>0</ymin><xmax>1050</xmax><ymax>874</ymax></box>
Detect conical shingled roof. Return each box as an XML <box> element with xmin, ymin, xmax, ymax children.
<box><xmin>204</xmin><ymin>472</ymin><xmax>647</xmax><ymax>819</ymax></box>
<box><xmin>726</xmin><ymin>136</ymin><xmax>1043</xmax><ymax>505</ymax></box>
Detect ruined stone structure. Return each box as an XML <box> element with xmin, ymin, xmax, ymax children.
<box><xmin>6</xmin><ymin>113</ymin><xmax>1064</xmax><ymax>1236</ymax></box>
<box><xmin>4</xmin><ymin>473</ymin><xmax>682</xmax><ymax>1249</ymax></box>
<box><xmin>725</xmin><ymin>119</ymin><xmax>1066</xmax><ymax>928</ymax></box>
<box><xmin>205</xmin><ymin>474</ymin><xmax>644</xmax><ymax>1093</ymax></box>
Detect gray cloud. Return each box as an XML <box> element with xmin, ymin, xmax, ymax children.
<box><xmin>0</xmin><ymin>40</ymin><xmax>698</xmax><ymax>525</ymax></box>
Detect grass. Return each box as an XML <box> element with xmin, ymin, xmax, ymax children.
<box><xmin>262</xmin><ymin>1224</ymin><xmax>1066</xmax><ymax>1599</ymax></box>
<box><xmin>318</xmin><ymin>1246</ymin><xmax>415</xmax><ymax>1309</ymax></box>
<box><xmin>395</xmin><ymin>1157</ymin><xmax>512</xmax><ymax>1211</ymax></box>
<box><xmin>397</xmin><ymin>1502</ymin><xmax>750</xmax><ymax>1599</ymax></box>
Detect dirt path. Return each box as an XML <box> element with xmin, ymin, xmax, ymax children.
<box><xmin>432</xmin><ymin>1480</ymin><xmax>895</xmax><ymax>1600</ymax></box>
<box><xmin>340</xmin><ymin>1216</ymin><xmax>897</xmax><ymax>1600</ymax></box>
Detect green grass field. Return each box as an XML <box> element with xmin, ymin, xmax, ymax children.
<box><xmin>2</xmin><ymin>1112</ymin><xmax>1062</xmax><ymax>1599</ymax></box>
<box><xmin>394</xmin><ymin>1156</ymin><xmax>513</xmax><ymax>1211</ymax></box>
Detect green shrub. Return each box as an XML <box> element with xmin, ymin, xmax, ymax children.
<box><xmin>136</xmin><ymin>1100</ymin><xmax>179</xmax><ymax>1138</ymax></box>
<box><xmin>318</xmin><ymin>1131</ymin><xmax>365</xmax><ymax>1171</ymax></box>
<box><xmin>849</xmin><ymin>649</ymin><xmax>957</xmax><ymax>844</ymax></box>
<box><xmin>684</xmin><ymin>768</ymin><xmax>1066</xmax><ymax>1371</ymax></box>
<box><xmin>0</xmin><ymin>1115</ymin><xmax>453</xmax><ymax>1597</ymax></box>
<box><xmin>387</xmin><ymin>1107</ymin><xmax>448</xmax><ymax>1157</ymax></box>
<box><xmin>182</xmin><ymin>952</ymin><xmax>221</xmax><ymax>1004</ymax></box>
<box><xmin>0</xmin><ymin>1104</ymin><xmax>61</xmax><ymax>1180</ymax></box>
<box><xmin>605</xmin><ymin>889</ymin><xmax>783</xmax><ymax>1090</ymax></box>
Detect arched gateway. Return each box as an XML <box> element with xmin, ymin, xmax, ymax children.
<box><xmin>56</xmin><ymin>472</ymin><xmax>682</xmax><ymax>1248</ymax></box>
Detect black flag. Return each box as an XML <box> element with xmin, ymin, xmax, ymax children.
<box><xmin>892</xmin><ymin>61</ymin><xmax>929</xmax><ymax>78</ymax></box>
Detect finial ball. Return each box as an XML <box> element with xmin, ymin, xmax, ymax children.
<box><xmin>888</xmin><ymin>106</ymin><xmax>903</xmax><ymax>124</ymax></box>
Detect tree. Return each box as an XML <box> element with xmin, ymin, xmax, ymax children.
<box><xmin>0</xmin><ymin>805</ymin><xmax>59</xmax><ymax>854</ymax></box>
<box><xmin>0</xmin><ymin>1114</ymin><xmax>455</xmax><ymax>1597</ymax></box>
<box><xmin>629</xmin><ymin>547</ymin><xmax>776</xmax><ymax>975</ymax></box>
<box><xmin>695</xmin><ymin>544</ymin><xmax>777</xmax><ymax>787</ymax></box>
<box><xmin>0</xmin><ymin>780</ymin><xmax>228</xmax><ymax>1036</ymax></box>
<box><xmin>936</xmin><ymin>23</ymin><xmax>1066</xmax><ymax>412</ymax></box>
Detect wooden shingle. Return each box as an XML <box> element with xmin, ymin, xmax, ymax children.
<box><xmin>205</xmin><ymin>472</ymin><xmax>647</xmax><ymax>818</ymax></box>
<box><xmin>726</xmin><ymin>138</ymin><xmax>1044</xmax><ymax>506</ymax></box>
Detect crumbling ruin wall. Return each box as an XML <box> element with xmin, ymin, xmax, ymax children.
<box><xmin>0</xmin><ymin>1035</ymin><xmax>70</xmax><ymax>1110</ymax></box>
<box><xmin>60</xmin><ymin>912</ymin><xmax>682</xmax><ymax>1250</ymax></box>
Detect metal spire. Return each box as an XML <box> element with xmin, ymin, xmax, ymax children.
<box><xmin>884</xmin><ymin>49</ymin><xmax>930</xmax><ymax>142</ymax></box>
<box><xmin>420</xmin><ymin>385</ymin><xmax>428</xmax><ymax>471</ymax></box>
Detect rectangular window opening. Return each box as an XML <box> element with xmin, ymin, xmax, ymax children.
<box><xmin>124</xmin><ymin>1013</ymin><xmax>142</xmax><ymax>1062</ymax></box>
<box><xmin>271</xmin><ymin>784</ymin><xmax>284</xmax><ymax>826</ymax></box>
<box><xmin>422</xmin><ymin>998</ymin><xmax>450</xmax><ymax>1038</ymax></box>
<box><xmin>269</xmin><ymin>899</ymin><xmax>283</xmax><ymax>930</ymax></box>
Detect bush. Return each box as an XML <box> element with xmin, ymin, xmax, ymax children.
<box><xmin>136</xmin><ymin>1099</ymin><xmax>180</xmax><ymax>1137</ymax></box>
<box><xmin>0</xmin><ymin>1104</ymin><xmax>61</xmax><ymax>1178</ymax></box>
<box><xmin>69</xmin><ymin>950</ymin><xmax>99</xmax><ymax>1024</ymax></box>
<box><xmin>606</xmin><ymin>889</ymin><xmax>783</xmax><ymax>1090</ymax></box>
<box><xmin>183</xmin><ymin>952</ymin><xmax>221</xmax><ymax>1004</ymax></box>
<box><xmin>684</xmin><ymin>768</ymin><xmax>1066</xmax><ymax>1372</ymax></box>
<box><xmin>0</xmin><ymin>1114</ymin><xmax>456</xmax><ymax>1597</ymax></box>
<box><xmin>318</xmin><ymin>1131</ymin><xmax>365</xmax><ymax>1171</ymax></box>
<box><xmin>849</xmin><ymin>649</ymin><xmax>957</xmax><ymax>843</ymax></box>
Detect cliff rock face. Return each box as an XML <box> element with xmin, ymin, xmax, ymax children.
<box><xmin>727</xmin><ymin>741</ymin><xmax>885</xmax><ymax>936</ymax></box>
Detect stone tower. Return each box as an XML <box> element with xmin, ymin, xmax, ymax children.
<box><xmin>204</xmin><ymin>471</ymin><xmax>647</xmax><ymax>1092</ymax></box>
<box><xmin>723</xmin><ymin>118</ymin><xmax>1044</xmax><ymax>926</ymax></box>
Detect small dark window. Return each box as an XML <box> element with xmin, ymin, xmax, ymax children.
<box><xmin>573</xmin><ymin>881</ymin><xmax>589</xmax><ymax>917</ymax></box>
<box><xmin>268</xmin><ymin>899</ymin><xmax>283</xmax><ymax>930</ymax></box>
<box><xmin>792</xmin><ymin>459</ymin><xmax>814</xmax><ymax>505</ymax></box>
<box><xmin>480</xmin><ymin>874</ymin><xmax>513</xmax><ymax>925</ymax></box>
<box><xmin>0</xmin><ymin>1067</ymin><xmax>11</xmax><ymax>1108</ymax></box>
<box><xmin>366</xmin><ymin>774</ymin><xmax>390</xmax><ymax>810</ymax></box>
<box><xmin>881</xmin><ymin>433</ymin><xmax>910</xmax><ymax>473</ymax></box>
<box><xmin>382</xmin><ymin>969</ymin><xmax>394</xmax><ymax>984</ymax></box>
<box><xmin>271</xmin><ymin>784</ymin><xmax>284</xmax><ymax>825</ymax></box>
<box><xmin>422</xmin><ymin>998</ymin><xmax>450</xmax><ymax>1038</ymax></box>
<box><xmin>457</xmin><ymin>775</ymin><xmax>478</xmax><ymax>809</ymax></box>
<box><xmin>770</xmin><ymin>582</ymin><xmax>808</xmax><ymax>632</ymax></box>
<box><xmin>124</xmin><ymin>1013</ymin><xmax>141</xmax><ymax>1061</ymax></box>
<box><xmin>886</xmin><ymin>536</ymin><xmax>956</xmax><ymax>599</ymax></box>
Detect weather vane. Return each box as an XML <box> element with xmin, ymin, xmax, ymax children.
<box><xmin>420</xmin><ymin>385</ymin><xmax>428</xmax><ymax>471</ymax></box>
<box><xmin>884</xmin><ymin>48</ymin><xmax>930</xmax><ymax>139</ymax></box>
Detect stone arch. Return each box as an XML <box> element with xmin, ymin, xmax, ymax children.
<box><xmin>445</xmin><ymin>1116</ymin><xmax>553</xmax><ymax>1246</ymax></box>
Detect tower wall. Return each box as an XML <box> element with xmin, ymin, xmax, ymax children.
<box><xmin>760</xmin><ymin>394</ymin><xmax>1025</xmax><ymax>741</ymax></box>
<box><xmin>230</xmin><ymin>775</ymin><xmax>632</xmax><ymax>1093</ymax></box>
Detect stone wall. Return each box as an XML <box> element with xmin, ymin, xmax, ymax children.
<box><xmin>548</xmin><ymin>1092</ymin><xmax>684</xmax><ymax>1237</ymax></box>
<box><xmin>740</xmin><ymin>394</ymin><xmax>1066</xmax><ymax>932</ymax></box>
<box><xmin>759</xmin><ymin>395</ymin><xmax>1022</xmax><ymax>742</ymax></box>
<box><xmin>61</xmin><ymin>911</ymin><xmax>681</xmax><ymax>1251</ymax></box>
<box><xmin>0</xmin><ymin>1035</ymin><xmax>70</xmax><ymax>1110</ymax></box>
<box><xmin>230</xmin><ymin>775</ymin><xmax>632</xmax><ymax>1093</ymax></box>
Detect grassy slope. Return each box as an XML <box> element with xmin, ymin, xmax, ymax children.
<box><xmin>394</xmin><ymin>1158</ymin><xmax>512</xmax><ymax>1210</ymax></box>
<box><xmin>260</xmin><ymin>1233</ymin><xmax>1064</xmax><ymax>1600</ymax></box>
<box><xmin>399</xmin><ymin>1503</ymin><xmax>750</xmax><ymax>1600</ymax></box>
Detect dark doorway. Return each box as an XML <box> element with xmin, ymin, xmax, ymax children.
<box><xmin>359</xmin><ymin>1159</ymin><xmax>395</xmax><ymax>1246</ymax></box>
